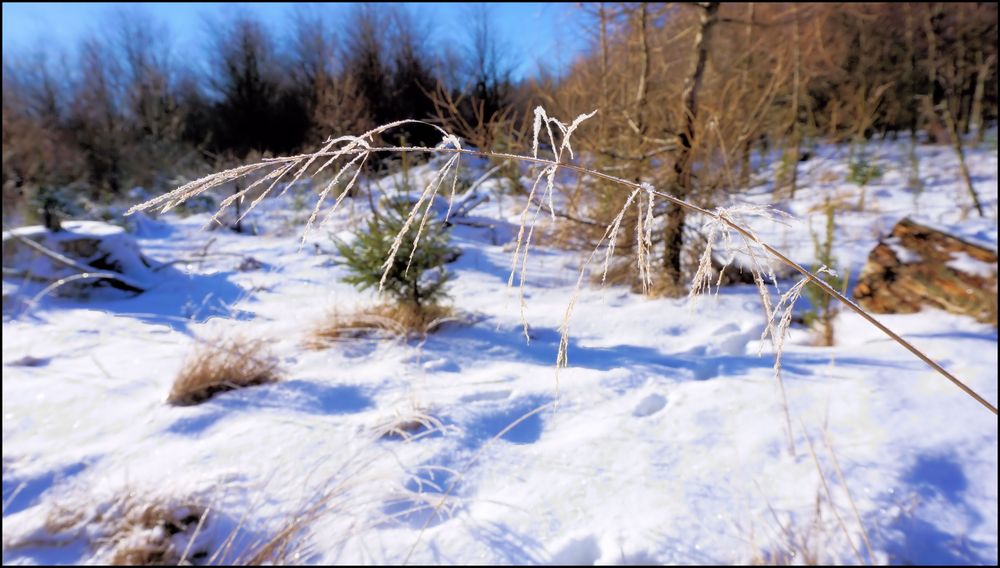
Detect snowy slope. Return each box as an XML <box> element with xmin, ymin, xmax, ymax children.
<box><xmin>2</xmin><ymin>136</ymin><xmax>998</xmax><ymax>565</ymax></box>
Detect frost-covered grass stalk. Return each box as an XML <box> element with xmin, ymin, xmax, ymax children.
<box><xmin>127</xmin><ymin>108</ymin><xmax>998</xmax><ymax>417</ymax></box>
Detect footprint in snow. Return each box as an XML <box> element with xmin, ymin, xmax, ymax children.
<box><xmin>6</xmin><ymin>355</ymin><xmax>52</xmax><ymax>367</ymax></box>
<box><xmin>548</xmin><ymin>535</ymin><xmax>602</xmax><ymax>565</ymax></box>
<box><xmin>708</xmin><ymin>322</ymin><xmax>757</xmax><ymax>356</ymax></box>
<box><xmin>459</xmin><ymin>389</ymin><xmax>512</xmax><ymax>404</ymax></box>
<box><xmin>632</xmin><ymin>393</ymin><xmax>667</xmax><ymax>417</ymax></box>
<box><xmin>465</xmin><ymin>397</ymin><xmax>548</xmax><ymax>445</ymax></box>
<box><xmin>422</xmin><ymin>357</ymin><xmax>460</xmax><ymax>373</ymax></box>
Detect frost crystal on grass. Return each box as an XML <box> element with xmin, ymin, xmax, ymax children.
<box><xmin>684</xmin><ymin>202</ymin><xmax>799</xmax><ymax>454</ymax></box>
<box><xmin>508</xmin><ymin>106</ymin><xmax>599</xmax><ymax>339</ymax></box>
<box><xmin>601</xmin><ymin>188</ymin><xmax>641</xmax><ymax>286</ymax></box>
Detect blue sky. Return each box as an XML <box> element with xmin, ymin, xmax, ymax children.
<box><xmin>2</xmin><ymin>2</ymin><xmax>592</xmax><ymax>80</ymax></box>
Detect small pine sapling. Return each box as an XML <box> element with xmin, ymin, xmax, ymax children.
<box><xmin>907</xmin><ymin>138</ymin><xmax>924</xmax><ymax>211</ymax></box>
<box><xmin>775</xmin><ymin>150</ymin><xmax>794</xmax><ymax>195</ymax></box>
<box><xmin>847</xmin><ymin>143</ymin><xmax>883</xmax><ymax>211</ymax></box>
<box><xmin>847</xmin><ymin>153</ymin><xmax>883</xmax><ymax>187</ymax></box>
<box><xmin>984</xmin><ymin>129</ymin><xmax>998</xmax><ymax>152</ymax></box>
<box><xmin>335</xmin><ymin>200</ymin><xmax>458</xmax><ymax>311</ymax></box>
<box><xmin>803</xmin><ymin>199</ymin><xmax>849</xmax><ymax>346</ymax></box>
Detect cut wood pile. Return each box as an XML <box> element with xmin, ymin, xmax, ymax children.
<box><xmin>853</xmin><ymin>218</ymin><xmax>998</xmax><ymax>324</ymax></box>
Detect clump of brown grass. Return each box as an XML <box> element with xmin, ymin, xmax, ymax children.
<box><xmin>307</xmin><ymin>303</ymin><xmax>457</xmax><ymax>347</ymax></box>
<box><xmin>26</xmin><ymin>491</ymin><xmax>210</xmax><ymax>565</ymax></box>
<box><xmin>7</xmin><ymin>484</ymin><xmax>314</xmax><ymax>566</ymax></box>
<box><xmin>168</xmin><ymin>336</ymin><xmax>281</xmax><ymax>406</ymax></box>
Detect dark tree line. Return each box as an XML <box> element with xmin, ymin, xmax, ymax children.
<box><xmin>4</xmin><ymin>2</ymin><xmax>995</xmax><ymax>242</ymax></box>
<box><xmin>2</xmin><ymin>4</ymin><xmax>518</xmax><ymax>212</ymax></box>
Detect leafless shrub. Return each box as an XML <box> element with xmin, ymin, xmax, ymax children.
<box><xmin>168</xmin><ymin>336</ymin><xmax>281</xmax><ymax>406</ymax></box>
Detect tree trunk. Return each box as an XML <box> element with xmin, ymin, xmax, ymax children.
<box><xmin>904</xmin><ymin>4</ymin><xmax>918</xmax><ymax>138</ymax></box>
<box><xmin>922</xmin><ymin>4</ymin><xmax>985</xmax><ymax>218</ymax></box>
<box><xmin>661</xmin><ymin>2</ymin><xmax>719</xmax><ymax>292</ymax></box>
<box><xmin>626</xmin><ymin>3</ymin><xmax>651</xmax><ymax>254</ymax></box>
<box><xmin>970</xmin><ymin>51</ymin><xmax>996</xmax><ymax>145</ymax></box>
<box><xmin>904</xmin><ymin>4</ymin><xmax>924</xmax><ymax>193</ymax></box>
<box><xmin>233</xmin><ymin>180</ymin><xmax>243</xmax><ymax>233</ymax></box>
<box><xmin>941</xmin><ymin>104</ymin><xmax>984</xmax><ymax>217</ymax></box>
<box><xmin>921</xmin><ymin>3</ymin><xmax>945</xmax><ymax>142</ymax></box>
<box><xmin>739</xmin><ymin>3</ymin><xmax>756</xmax><ymax>188</ymax></box>
<box><xmin>634</xmin><ymin>3</ymin><xmax>650</xmax><ymax>137</ymax></box>
<box><xmin>785</xmin><ymin>6</ymin><xmax>802</xmax><ymax>198</ymax></box>
<box><xmin>598</xmin><ymin>3</ymin><xmax>609</xmax><ymax>144</ymax></box>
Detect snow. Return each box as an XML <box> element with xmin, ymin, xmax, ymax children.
<box><xmin>2</xmin><ymin>134</ymin><xmax>998</xmax><ymax>565</ymax></box>
<box><xmin>885</xmin><ymin>237</ymin><xmax>923</xmax><ymax>264</ymax></box>
<box><xmin>947</xmin><ymin>251</ymin><xmax>998</xmax><ymax>279</ymax></box>
<box><xmin>4</xmin><ymin>220</ymin><xmax>126</xmax><ymax>239</ymax></box>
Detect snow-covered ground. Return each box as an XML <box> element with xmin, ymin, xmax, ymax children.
<box><xmin>3</xmin><ymin>135</ymin><xmax>998</xmax><ymax>565</ymax></box>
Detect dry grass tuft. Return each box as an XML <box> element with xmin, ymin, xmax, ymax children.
<box><xmin>749</xmin><ymin>492</ymin><xmax>861</xmax><ymax>566</ymax></box>
<box><xmin>746</xmin><ymin>490</ymin><xmax>836</xmax><ymax>566</ymax></box>
<box><xmin>747</xmin><ymin>421</ymin><xmax>876</xmax><ymax>566</ymax></box>
<box><xmin>168</xmin><ymin>336</ymin><xmax>281</xmax><ymax>406</ymax></box>
<box><xmin>307</xmin><ymin>303</ymin><xmax>457</xmax><ymax>347</ymax></box>
<box><xmin>9</xmin><ymin>485</ymin><xmax>312</xmax><ymax>566</ymax></box>
<box><xmin>34</xmin><ymin>491</ymin><xmax>210</xmax><ymax>565</ymax></box>
<box><xmin>374</xmin><ymin>407</ymin><xmax>451</xmax><ymax>441</ymax></box>
<box><xmin>106</xmin><ymin>505</ymin><xmax>207</xmax><ymax>565</ymax></box>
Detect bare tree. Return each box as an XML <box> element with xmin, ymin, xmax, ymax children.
<box><xmin>68</xmin><ymin>36</ymin><xmax>126</xmax><ymax>195</ymax></box>
<box><xmin>466</xmin><ymin>4</ymin><xmax>514</xmax><ymax>124</ymax></box>
<box><xmin>344</xmin><ymin>4</ymin><xmax>390</xmax><ymax>128</ymax></box>
<box><xmin>2</xmin><ymin>50</ymin><xmax>84</xmax><ymax>218</ymax></box>
<box><xmin>388</xmin><ymin>7</ymin><xmax>439</xmax><ymax>146</ymax></box>
<box><xmin>110</xmin><ymin>9</ymin><xmax>192</xmax><ymax>190</ymax></box>
<box><xmin>288</xmin><ymin>6</ymin><xmax>368</xmax><ymax>144</ymax></box>
<box><xmin>206</xmin><ymin>13</ymin><xmax>308</xmax><ymax>157</ymax></box>
<box><xmin>921</xmin><ymin>3</ymin><xmax>985</xmax><ymax>217</ymax></box>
